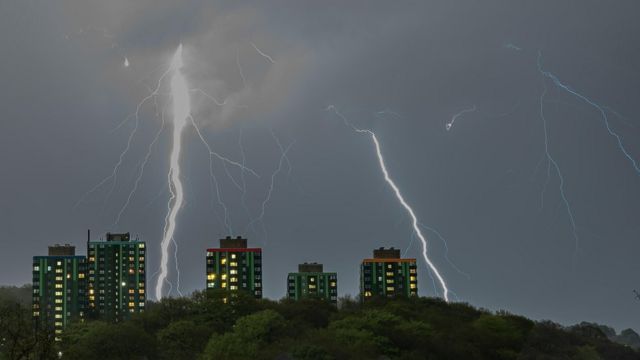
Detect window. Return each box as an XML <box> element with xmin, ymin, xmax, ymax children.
<box><xmin>78</xmin><ymin>273</ymin><xmax>85</xmax><ymax>279</ymax></box>
<box><xmin>231</xmin><ymin>254</ymin><xmax>236</xmax><ymax>259</ymax></box>
<box><xmin>207</xmin><ymin>274</ymin><xmax>216</xmax><ymax>280</ymax></box>
<box><xmin>33</xmin><ymin>266</ymin><xmax>39</xmax><ymax>271</ymax></box>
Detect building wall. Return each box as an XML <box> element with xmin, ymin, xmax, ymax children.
<box><xmin>287</xmin><ymin>272</ymin><xmax>338</xmax><ymax>304</ymax></box>
<box><xmin>360</xmin><ymin>259</ymin><xmax>418</xmax><ymax>300</ymax></box>
<box><xmin>206</xmin><ymin>248</ymin><xmax>262</xmax><ymax>298</ymax></box>
<box><xmin>32</xmin><ymin>256</ymin><xmax>87</xmax><ymax>339</ymax></box>
<box><xmin>87</xmin><ymin>240</ymin><xmax>146</xmax><ymax>321</ymax></box>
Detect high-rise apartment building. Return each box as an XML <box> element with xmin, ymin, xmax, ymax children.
<box><xmin>206</xmin><ymin>236</ymin><xmax>262</xmax><ymax>298</ymax></box>
<box><xmin>360</xmin><ymin>247</ymin><xmax>417</xmax><ymax>300</ymax></box>
<box><xmin>287</xmin><ymin>263</ymin><xmax>338</xmax><ymax>304</ymax></box>
<box><xmin>32</xmin><ymin>244</ymin><xmax>87</xmax><ymax>339</ymax></box>
<box><xmin>87</xmin><ymin>232</ymin><xmax>146</xmax><ymax>322</ymax></box>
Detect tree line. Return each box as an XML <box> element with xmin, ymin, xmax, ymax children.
<box><xmin>0</xmin><ymin>286</ymin><xmax>639</xmax><ymax>359</ymax></box>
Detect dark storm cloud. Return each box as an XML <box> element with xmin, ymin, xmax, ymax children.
<box><xmin>1</xmin><ymin>0</ymin><xmax>640</xmax><ymax>331</ymax></box>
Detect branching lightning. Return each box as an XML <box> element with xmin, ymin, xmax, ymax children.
<box><xmin>537</xmin><ymin>52</ymin><xmax>640</xmax><ymax>176</ymax></box>
<box><xmin>327</xmin><ymin>105</ymin><xmax>450</xmax><ymax>302</ymax></box>
<box><xmin>446</xmin><ymin>105</ymin><xmax>477</xmax><ymax>131</ymax></box>
<box><xmin>537</xmin><ymin>53</ymin><xmax>580</xmax><ymax>263</ymax></box>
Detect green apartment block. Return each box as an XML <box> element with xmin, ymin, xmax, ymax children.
<box><xmin>32</xmin><ymin>244</ymin><xmax>87</xmax><ymax>340</ymax></box>
<box><xmin>206</xmin><ymin>236</ymin><xmax>262</xmax><ymax>298</ymax></box>
<box><xmin>287</xmin><ymin>263</ymin><xmax>338</xmax><ymax>304</ymax></box>
<box><xmin>87</xmin><ymin>232</ymin><xmax>146</xmax><ymax>322</ymax></box>
<box><xmin>360</xmin><ymin>247</ymin><xmax>418</xmax><ymax>300</ymax></box>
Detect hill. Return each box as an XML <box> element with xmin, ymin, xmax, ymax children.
<box><xmin>1</xmin><ymin>287</ymin><xmax>638</xmax><ymax>359</ymax></box>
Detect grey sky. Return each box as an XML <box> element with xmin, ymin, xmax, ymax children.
<box><xmin>1</xmin><ymin>0</ymin><xmax>640</xmax><ymax>331</ymax></box>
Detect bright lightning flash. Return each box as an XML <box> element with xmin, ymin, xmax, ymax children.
<box><xmin>328</xmin><ymin>106</ymin><xmax>450</xmax><ymax>302</ymax></box>
<box><xmin>156</xmin><ymin>44</ymin><xmax>190</xmax><ymax>300</ymax></box>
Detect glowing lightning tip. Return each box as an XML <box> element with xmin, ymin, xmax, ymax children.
<box><xmin>124</xmin><ymin>57</ymin><xmax>130</xmax><ymax>68</ymax></box>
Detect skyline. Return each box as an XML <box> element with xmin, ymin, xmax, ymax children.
<box><xmin>1</xmin><ymin>0</ymin><xmax>640</xmax><ymax>333</ymax></box>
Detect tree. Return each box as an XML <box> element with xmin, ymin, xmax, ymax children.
<box><xmin>157</xmin><ymin>320</ymin><xmax>210</xmax><ymax>360</ymax></box>
<box><xmin>60</xmin><ymin>321</ymin><xmax>156</xmax><ymax>359</ymax></box>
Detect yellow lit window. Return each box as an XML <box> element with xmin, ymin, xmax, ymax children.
<box><xmin>308</xmin><ymin>284</ymin><xmax>316</xmax><ymax>289</ymax></box>
<box><xmin>139</xmin><ymin>243</ymin><xmax>145</xmax><ymax>248</ymax></box>
<box><xmin>89</xmin><ymin>295</ymin><xmax>95</xmax><ymax>301</ymax></box>
<box><xmin>55</xmin><ymin>291</ymin><xmax>63</xmax><ymax>296</ymax></box>
<box><xmin>410</xmin><ymin>276</ymin><xmax>416</xmax><ymax>281</ymax></box>
<box><xmin>364</xmin><ymin>291</ymin><xmax>372</xmax><ymax>297</ymax></box>
<box><xmin>33</xmin><ymin>311</ymin><xmax>39</xmax><ymax>317</ymax></box>
<box><xmin>56</xmin><ymin>268</ymin><xmax>63</xmax><ymax>273</ymax></box>
<box><xmin>330</xmin><ymin>281</ymin><xmax>336</xmax><ymax>287</ymax></box>
<box><xmin>79</xmin><ymin>273</ymin><xmax>85</xmax><ymax>279</ymax></box>
<box><xmin>128</xmin><ymin>302</ymin><xmax>135</xmax><ymax>307</ymax></box>
<box><xmin>88</xmin><ymin>257</ymin><xmax>95</xmax><ymax>262</ymax></box>
<box><xmin>55</xmin><ymin>284</ymin><xmax>63</xmax><ymax>289</ymax></box>
<box><xmin>229</xmin><ymin>269</ymin><xmax>237</xmax><ymax>275</ymax></box>
<box><xmin>55</xmin><ymin>314</ymin><xmax>62</xmax><ymax>319</ymax></box>
<box><xmin>230</xmin><ymin>277</ymin><xmax>238</xmax><ymax>283</ymax></box>
<box><xmin>207</xmin><ymin>274</ymin><xmax>216</xmax><ymax>280</ymax></box>
<box><xmin>67</xmin><ymin>273</ymin><xmax>71</xmax><ymax>279</ymax></box>
<box><xmin>221</xmin><ymin>274</ymin><xmax>227</xmax><ymax>280</ymax></box>
<box><xmin>410</xmin><ymin>284</ymin><xmax>417</xmax><ymax>289</ymax></box>
<box><xmin>410</xmin><ymin>269</ymin><xmax>417</xmax><ymax>274</ymax></box>
<box><xmin>386</xmin><ymin>287</ymin><xmax>394</xmax><ymax>292</ymax></box>
<box><xmin>221</xmin><ymin>258</ymin><xmax>227</xmax><ymax>265</ymax></box>
<box><xmin>139</xmin><ymin>289</ymin><xmax>145</xmax><ymax>294</ymax></box>
<box><xmin>229</xmin><ymin>262</ymin><xmax>238</xmax><ymax>267</ymax></box>
<box><xmin>231</xmin><ymin>254</ymin><xmax>237</xmax><ymax>259</ymax></box>
<box><xmin>55</xmin><ymin>276</ymin><xmax>63</xmax><ymax>281</ymax></box>
<box><xmin>386</xmin><ymin>272</ymin><xmax>394</xmax><ymax>277</ymax></box>
<box><xmin>128</xmin><ymin>289</ymin><xmax>135</xmax><ymax>294</ymax></box>
<box><xmin>230</xmin><ymin>285</ymin><xmax>238</xmax><ymax>290</ymax></box>
<box><xmin>139</xmin><ymin>257</ymin><xmax>145</xmax><ymax>262</ymax></box>
<box><xmin>387</xmin><ymin>279</ymin><xmax>395</xmax><ymax>284</ymax></box>
<box><xmin>55</xmin><ymin>299</ymin><xmax>63</xmax><ymax>304</ymax></box>
<box><xmin>221</xmin><ymin>282</ymin><xmax>227</xmax><ymax>288</ymax></box>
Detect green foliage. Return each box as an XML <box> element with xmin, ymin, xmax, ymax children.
<box><xmin>2</xmin><ymin>286</ymin><xmax>639</xmax><ymax>359</ymax></box>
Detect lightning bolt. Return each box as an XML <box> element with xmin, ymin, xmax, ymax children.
<box><xmin>537</xmin><ymin>51</ymin><xmax>640</xmax><ymax>176</ymax></box>
<box><xmin>250</xmin><ymin>42</ymin><xmax>275</xmax><ymax>64</ymax></box>
<box><xmin>537</xmin><ymin>53</ymin><xmax>580</xmax><ymax>264</ymax></box>
<box><xmin>156</xmin><ymin>44</ymin><xmax>189</xmax><ymax>300</ymax></box>
<box><xmin>327</xmin><ymin>105</ymin><xmax>450</xmax><ymax>302</ymax></box>
<box><xmin>114</xmin><ymin>112</ymin><xmax>166</xmax><ymax>226</ymax></box>
<box><xmin>246</xmin><ymin>130</ymin><xmax>294</xmax><ymax>242</ymax></box>
<box><xmin>446</xmin><ymin>105</ymin><xmax>477</xmax><ymax>131</ymax></box>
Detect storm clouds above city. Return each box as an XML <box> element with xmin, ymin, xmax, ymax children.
<box><xmin>2</xmin><ymin>1</ymin><xmax>640</xmax><ymax>331</ymax></box>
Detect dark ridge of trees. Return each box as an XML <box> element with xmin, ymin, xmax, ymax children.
<box><xmin>0</xmin><ymin>287</ymin><xmax>638</xmax><ymax>359</ymax></box>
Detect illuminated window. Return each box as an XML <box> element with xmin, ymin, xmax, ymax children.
<box><xmin>139</xmin><ymin>243</ymin><xmax>145</xmax><ymax>248</ymax></box>
<box><xmin>33</xmin><ymin>311</ymin><xmax>39</xmax><ymax>317</ymax></box>
<box><xmin>57</xmin><ymin>261</ymin><xmax>62</xmax><ymax>266</ymax></box>
<box><xmin>139</xmin><ymin>289</ymin><xmax>145</xmax><ymax>294</ymax></box>
<box><xmin>308</xmin><ymin>284</ymin><xmax>316</xmax><ymax>289</ymax></box>
<box><xmin>364</xmin><ymin>291</ymin><xmax>372</xmax><ymax>297</ymax></box>
<box><xmin>128</xmin><ymin>289</ymin><xmax>135</xmax><ymax>294</ymax></box>
<box><xmin>230</xmin><ymin>285</ymin><xmax>238</xmax><ymax>290</ymax></box>
<box><xmin>410</xmin><ymin>284</ymin><xmax>417</xmax><ymax>289</ymax></box>
<box><xmin>387</xmin><ymin>264</ymin><xmax>392</xmax><ymax>269</ymax></box>
<box><xmin>33</xmin><ymin>266</ymin><xmax>39</xmax><ymax>271</ymax></box>
<box><xmin>207</xmin><ymin>283</ymin><xmax>215</xmax><ymax>288</ymax></box>
<box><xmin>386</xmin><ymin>272</ymin><xmax>394</xmax><ymax>277</ymax></box>
<box><xmin>231</xmin><ymin>254</ymin><xmax>236</xmax><ymax>259</ymax></box>
<box><xmin>221</xmin><ymin>274</ymin><xmax>227</xmax><ymax>280</ymax></box>
<box><xmin>387</xmin><ymin>279</ymin><xmax>395</xmax><ymax>284</ymax></box>
<box><xmin>330</xmin><ymin>281</ymin><xmax>336</xmax><ymax>287</ymax></box>
<box><xmin>129</xmin><ymin>257</ymin><xmax>134</xmax><ymax>262</ymax></box>
<box><xmin>55</xmin><ymin>306</ymin><xmax>62</xmax><ymax>311</ymax></box>
<box><xmin>56</xmin><ymin>268</ymin><xmax>63</xmax><ymax>273</ymax></box>
<box><xmin>139</xmin><ymin>257</ymin><xmax>145</xmax><ymax>262</ymax></box>
<box><xmin>88</xmin><ymin>257</ymin><xmax>95</xmax><ymax>262</ymax></box>
<box><xmin>55</xmin><ymin>299</ymin><xmax>63</xmax><ymax>304</ymax></box>
<box><xmin>56</xmin><ymin>276</ymin><xmax>63</xmax><ymax>281</ymax></box>
<box><xmin>230</xmin><ymin>277</ymin><xmax>237</xmax><ymax>283</ymax></box>
<box><xmin>55</xmin><ymin>284</ymin><xmax>63</xmax><ymax>289</ymax></box>
<box><xmin>409</xmin><ymin>268</ymin><xmax>417</xmax><ymax>274</ymax></box>
<box><xmin>410</xmin><ymin>276</ymin><xmax>416</xmax><ymax>281</ymax></box>
<box><xmin>221</xmin><ymin>258</ymin><xmax>227</xmax><ymax>265</ymax></box>
<box><xmin>128</xmin><ymin>302</ymin><xmax>135</xmax><ymax>307</ymax></box>
<box><xmin>55</xmin><ymin>314</ymin><xmax>62</xmax><ymax>319</ymax></box>
<box><xmin>221</xmin><ymin>282</ymin><xmax>227</xmax><ymax>288</ymax></box>
<box><xmin>229</xmin><ymin>269</ymin><xmax>237</xmax><ymax>275</ymax></box>
<box><xmin>55</xmin><ymin>291</ymin><xmax>63</xmax><ymax>296</ymax></box>
<box><xmin>79</xmin><ymin>273</ymin><xmax>85</xmax><ymax>279</ymax></box>
<box><xmin>129</xmin><ymin>269</ymin><xmax>135</xmax><ymax>274</ymax></box>
<box><xmin>386</xmin><ymin>287</ymin><xmax>394</xmax><ymax>292</ymax></box>
<box><xmin>229</xmin><ymin>262</ymin><xmax>238</xmax><ymax>267</ymax></box>
<box><xmin>207</xmin><ymin>274</ymin><xmax>216</xmax><ymax>280</ymax></box>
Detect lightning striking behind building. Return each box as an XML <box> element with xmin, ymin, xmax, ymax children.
<box><xmin>327</xmin><ymin>106</ymin><xmax>450</xmax><ymax>302</ymax></box>
<box><xmin>156</xmin><ymin>44</ymin><xmax>190</xmax><ymax>300</ymax></box>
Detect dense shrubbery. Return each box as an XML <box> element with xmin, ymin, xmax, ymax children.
<box><xmin>1</xmin><ymin>287</ymin><xmax>639</xmax><ymax>359</ymax></box>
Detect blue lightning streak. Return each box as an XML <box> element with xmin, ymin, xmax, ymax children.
<box><xmin>74</xmin><ymin>66</ymin><xmax>173</xmax><ymax>210</ymax></box>
<box><xmin>114</xmin><ymin>113</ymin><xmax>166</xmax><ymax>226</ymax></box>
<box><xmin>246</xmin><ymin>132</ymin><xmax>295</xmax><ymax>241</ymax></box>
<box><xmin>537</xmin><ymin>51</ymin><xmax>640</xmax><ymax>175</ymax></box>
<box><xmin>328</xmin><ymin>105</ymin><xmax>450</xmax><ymax>301</ymax></box>
<box><xmin>250</xmin><ymin>42</ymin><xmax>275</xmax><ymax>64</ymax></box>
<box><xmin>446</xmin><ymin>105</ymin><xmax>477</xmax><ymax>131</ymax></box>
<box><xmin>537</xmin><ymin>54</ymin><xmax>580</xmax><ymax>262</ymax></box>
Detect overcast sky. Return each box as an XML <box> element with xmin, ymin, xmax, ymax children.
<box><xmin>1</xmin><ymin>0</ymin><xmax>640</xmax><ymax>331</ymax></box>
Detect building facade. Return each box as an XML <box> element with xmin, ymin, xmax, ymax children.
<box><xmin>360</xmin><ymin>247</ymin><xmax>417</xmax><ymax>300</ymax></box>
<box><xmin>287</xmin><ymin>263</ymin><xmax>338</xmax><ymax>304</ymax></box>
<box><xmin>87</xmin><ymin>232</ymin><xmax>146</xmax><ymax>322</ymax></box>
<box><xmin>32</xmin><ymin>244</ymin><xmax>87</xmax><ymax>339</ymax></box>
<box><xmin>206</xmin><ymin>236</ymin><xmax>262</xmax><ymax>298</ymax></box>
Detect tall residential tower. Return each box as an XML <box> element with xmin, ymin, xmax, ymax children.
<box><xmin>206</xmin><ymin>236</ymin><xmax>262</xmax><ymax>298</ymax></box>
<box><xmin>32</xmin><ymin>244</ymin><xmax>87</xmax><ymax>339</ymax></box>
<box><xmin>360</xmin><ymin>247</ymin><xmax>417</xmax><ymax>300</ymax></box>
<box><xmin>287</xmin><ymin>263</ymin><xmax>338</xmax><ymax>304</ymax></box>
<box><xmin>87</xmin><ymin>232</ymin><xmax>146</xmax><ymax>322</ymax></box>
